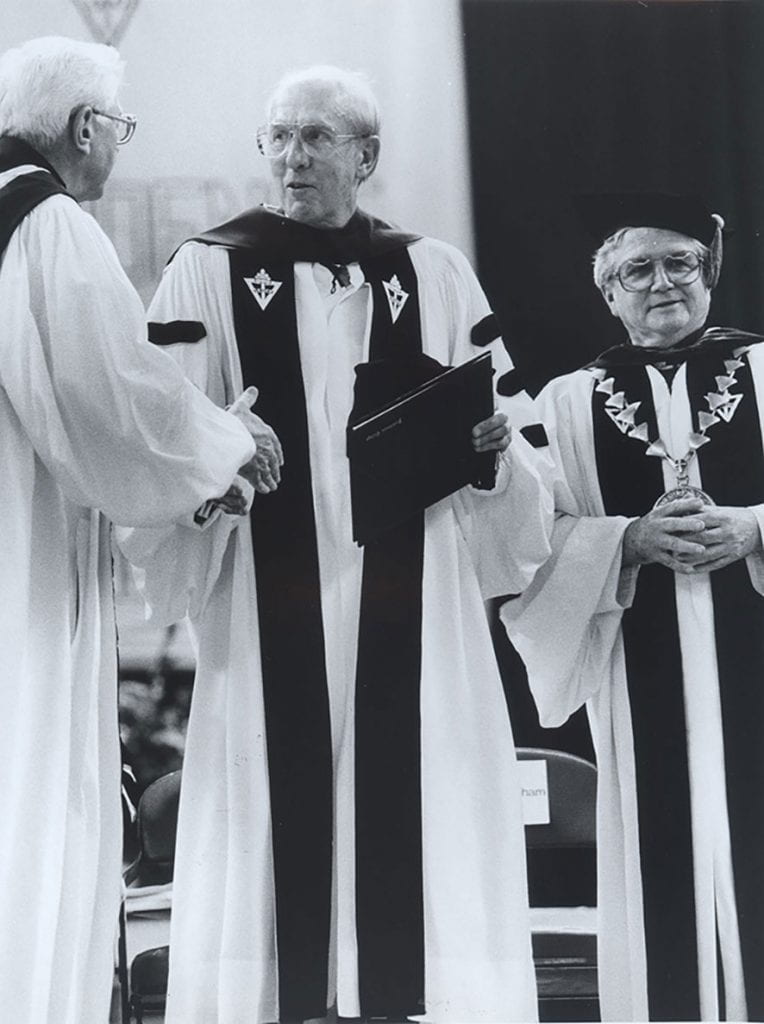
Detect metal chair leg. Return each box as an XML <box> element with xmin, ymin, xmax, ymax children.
<box><xmin>117</xmin><ymin>900</ymin><xmax>131</xmax><ymax>1023</ymax></box>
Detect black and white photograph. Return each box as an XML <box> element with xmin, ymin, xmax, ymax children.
<box><xmin>2</xmin><ymin>2</ymin><xmax>764</xmax><ymax>1023</ymax></box>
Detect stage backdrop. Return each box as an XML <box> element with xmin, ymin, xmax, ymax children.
<box><xmin>1</xmin><ymin>0</ymin><xmax>474</xmax><ymax>302</ymax></box>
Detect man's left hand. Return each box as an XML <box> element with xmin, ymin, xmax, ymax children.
<box><xmin>680</xmin><ymin>505</ymin><xmax>762</xmax><ymax>572</ymax></box>
<box><xmin>472</xmin><ymin>412</ymin><xmax>511</xmax><ymax>453</ymax></box>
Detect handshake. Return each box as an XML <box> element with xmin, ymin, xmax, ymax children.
<box><xmin>215</xmin><ymin>386</ymin><xmax>284</xmax><ymax>517</ymax></box>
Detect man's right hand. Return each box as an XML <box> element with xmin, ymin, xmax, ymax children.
<box><xmin>214</xmin><ymin>477</ymin><xmax>252</xmax><ymax>517</ymax></box>
<box><xmin>622</xmin><ymin>497</ymin><xmax>708</xmax><ymax>573</ymax></box>
<box><xmin>228</xmin><ymin>386</ymin><xmax>284</xmax><ymax>494</ymax></box>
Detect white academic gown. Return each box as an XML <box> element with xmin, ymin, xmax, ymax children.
<box><xmin>502</xmin><ymin>352</ymin><xmax>764</xmax><ymax>1022</ymax></box>
<box><xmin>0</xmin><ymin>167</ymin><xmax>254</xmax><ymax>1024</ymax></box>
<box><xmin>119</xmin><ymin>234</ymin><xmax>554</xmax><ymax>1023</ymax></box>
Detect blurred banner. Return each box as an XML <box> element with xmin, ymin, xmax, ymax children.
<box><xmin>3</xmin><ymin>0</ymin><xmax>473</xmax><ymax>302</ymax></box>
<box><xmin>71</xmin><ymin>0</ymin><xmax>140</xmax><ymax>46</ymax></box>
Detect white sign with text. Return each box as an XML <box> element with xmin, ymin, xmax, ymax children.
<box><xmin>519</xmin><ymin>759</ymin><xmax>550</xmax><ymax>825</ymax></box>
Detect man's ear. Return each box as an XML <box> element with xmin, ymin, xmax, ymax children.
<box><xmin>70</xmin><ymin>105</ymin><xmax>95</xmax><ymax>155</ymax></box>
<box><xmin>603</xmin><ymin>284</ymin><xmax>620</xmax><ymax>318</ymax></box>
<box><xmin>357</xmin><ymin>135</ymin><xmax>380</xmax><ymax>182</ymax></box>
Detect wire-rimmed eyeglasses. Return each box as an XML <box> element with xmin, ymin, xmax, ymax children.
<box><xmin>256</xmin><ymin>122</ymin><xmax>370</xmax><ymax>159</ymax></box>
<box><xmin>93</xmin><ymin>109</ymin><xmax>137</xmax><ymax>145</ymax></box>
<box><xmin>615</xmin><ymin>251</ymin><xmax>704</xmax><ymax>292</ymax></box>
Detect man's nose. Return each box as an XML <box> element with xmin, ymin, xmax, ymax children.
<box><xmin>284</xmin><ymin>131</ymin><xmax>310</xmax><ymax>168</ymax></box>
<box><xmin>651</xmin><ymin>260</ymin><xmax>674</xmax><ymax>290</ymax></box>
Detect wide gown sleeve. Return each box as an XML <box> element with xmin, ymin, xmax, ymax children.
<box><xmin>743</xmin><ymin>348</ymin><xmax>764</xmax><ymax>593</ymax></box>
<box><xmin>433</xmin><ymin>242</ymin><xmax>555</xmax><ymax>597</ymax></box>
<box><xmin>500</xmin><ymin>374</ymin><xmax>635</xmax><ymax>727</ymax></box>
<box><xmin>115</xmin><ymin>242</ymin><xmax>246</xmax><ymax>625</ymax></box>
<box><xmin>0</xmin><ymin>196</ymin><xmax>253</xmax><ymax>528</ymax></box>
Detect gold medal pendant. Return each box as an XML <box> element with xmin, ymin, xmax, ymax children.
<box><xmin>653</xmin><ymin>484</ymin><xmax>715</xmax><ymax>509</ymax></box>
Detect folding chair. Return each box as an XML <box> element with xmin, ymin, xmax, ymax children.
<box><xmin>118</xmin><ymin>770</ymin><xmax>180</xmax><ymax>1022</ymax></box>
<box><xmin>517</xmin><ymin>747</ymin><xmax>599</xmax><ymax>1022</ymax></box>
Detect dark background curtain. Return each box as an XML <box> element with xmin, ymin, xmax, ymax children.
<box><xmin>462</xmin><ymin>0</ymin><xmax>764</xmax><ymax>759</ymax></box>
<box><xmin>463</xmin><ymin>0</ymin><xmax>764</xmax><ymax>392</ymax></box>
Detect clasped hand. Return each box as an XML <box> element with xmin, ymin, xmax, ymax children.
<box><xmin>229</xmin><ymin>386</ymin><xmax>284</xmax><ymax>493</ymax></box>
<box><xmin>214</xmin><ymin>387</ymin><xmax>284</xmax><ymax>514</ymax></box>
<box><xmin>622</xmin><ymin>497</ymin><xmax>761</xmax><ymax>574</ymax></box>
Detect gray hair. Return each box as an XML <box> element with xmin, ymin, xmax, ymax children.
<box><xmin>0</xmin><ymin>36</ymin><xmax>124</xmax><ymax>151</ymax></box>
<box><xmin>267</xmin><ymin>64</ymin><xmax>380</xmax><ymax>137</ymax></box>
<box><xmin>593</xmin><ymin>216</ymin><xmax>724</xmax><ymax>295</ymax></box>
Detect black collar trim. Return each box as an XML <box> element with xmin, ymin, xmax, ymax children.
<box><xmin>186</xmin><ymin>205</ymin><xmax>420</xmax><ymax>265</ymax></box>
<box><xmin>590</xmin><ymin>326</ymin><xmax>764</xmax><ymax>370</ymax></box>
<box><xmin>0</xmin><ymin>136</ymin><xmax>67</xmax><ymax>187</ymax></box>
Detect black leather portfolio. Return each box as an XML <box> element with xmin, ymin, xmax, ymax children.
<box><xmin>347</xmin><ymin>351</ymin><xmax>496</xmax><ymax>545</ymax></box>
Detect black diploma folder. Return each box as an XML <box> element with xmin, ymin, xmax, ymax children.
<box><xmin>347</xmin><ymin>351</ymin><xmax>496</xmax><ymax>545</ymax></box>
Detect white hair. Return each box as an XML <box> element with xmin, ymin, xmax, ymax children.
<box><xmin>267</xmin><ymin>64</ymin><xmax>381</xmax><ymax>136</ymax></box>
<box><xmin>592</xmin><ymin>216</ymin><xmax>724</xmax><ymax>295</ymax></box>
<box><xmin>0</xmin><ymin>36</ymin><xmax>124</xmax><ymax>151</ymax></box>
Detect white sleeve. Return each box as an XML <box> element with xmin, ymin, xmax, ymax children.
<box><xmin>145</xmin><ymin>241</ymin><xmax>242</xmax><ymax>407</ymax></box>
<box><xmin>433</xmin><ymin>241</ymin><xmax>542</xmax><ymax>429</ymax></box>
<box><xmin>0</xmin><ymin>196</ymin><xmax>253</xmax><ymax>527</ymax></box>
<box><xmin>429</xmin><ymin>242</ymin><xmax>556</xmax><ymax>595</ymax></box>
<box><xmin>500</xmin><ymin>376</ymin><xmax>633</xmax><ymax>726</ymax></box>
<box><xmin>742</xmin><ymin>346</ymin><xmax>764</xmax><ymax>593</ymax></box>
<box><xmin>745</xmin><ymin>502</ymin><xmax>764</xmax><ymax>594</ymax></box>
<box><xmin>115</xmin><ymin>241</ymin><xmax>246</xmax><ymax>624</ymax></box>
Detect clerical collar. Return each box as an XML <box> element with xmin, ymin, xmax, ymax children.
<box><xmin>590</xmin><ymin>326</ymin><xmax>764</xmax><ymax>371</ymax></box>
<box><xmin>0</xmin><ymin>136</ymin><xmax>67</xmax><ymax>187</ymax></box>
<box><xmin>187</xmin><ymin>205</ymin><xmax>421</xmax><ymax>265</ymax></box>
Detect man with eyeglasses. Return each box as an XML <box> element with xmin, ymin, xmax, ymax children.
<box><xmin>0</xmin><ymin>36</ymin><xmax>279</xmax><ymax>1024</ymax></box>
<box><xmin>128</xmin><ymin>64</ymin><xmax>554</xmax><ymax>1024</ymax></box>
<box><xmin>502</xmin><ymin>192</ymin><xmax>764</xmax><ymax>1022</ymax></box>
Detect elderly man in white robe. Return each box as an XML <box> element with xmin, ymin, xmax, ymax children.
<box><xmin>0</xmin><ymin>36</ymin><xmax>283</xmax><ymax>1024</ymax></box>
<box><xmin>120</xmin><ymin>66</ymin><xmax>554</xmax><ymax>1024</ymax></box>
<box><xmin>503</xmin><ymin>192</ymin><xmax>764</xmax><ymax>1022</ymax></box>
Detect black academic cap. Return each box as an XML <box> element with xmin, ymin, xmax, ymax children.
<box><xmin>575</xmin><ymin>192</ymin><xmax>719</xmax><ymax>246</ymax></box>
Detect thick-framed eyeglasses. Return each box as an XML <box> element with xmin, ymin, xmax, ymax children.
<box><xmin>92</xmin><ymin>109</ymin><xmax>137</xmax><ymax>145</ymax></box>
<box><xmin>256</xmin><ymin>122</ymin><xmax>369</xmax><ymax>159</ymax></box>
<box><xmin>616</xmin><ymin>251</ymin><xmax>704</xmax><ymax>292</ymax></box>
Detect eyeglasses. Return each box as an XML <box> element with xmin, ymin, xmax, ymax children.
<box><xmin>615</xmin><ymin>251</ymin><xmax>704</xmax><ymax>292</ymax></box>
<box><xmin>256</xmin><ymin>122</ymin><xmax>370</xmax><ymax>159</ymax></box>
<box><xmin>92</xmin><ymin>109</ymin><xmax>137</xmax><ymax>145</ymax></box>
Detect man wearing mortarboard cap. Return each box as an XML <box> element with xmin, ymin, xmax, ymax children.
<box><xmin>502</xmin><ymin>192</ymin><xmax>764</xmax><ymax>1022</ymax></box>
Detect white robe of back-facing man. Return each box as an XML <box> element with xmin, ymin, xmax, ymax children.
<box><xmin>0</xmin><ymin>36</ymin><xmax>271</xmax><ymax>1024</ymax></box>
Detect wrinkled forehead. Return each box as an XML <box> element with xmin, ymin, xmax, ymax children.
<box><xmin>268</xmin><ymin>80</ymin><xmax>350</xmax><ymax>130</ymax></box>
<box><xmin>616</xmin><ymin>226</ymin><xmax>702</xmax><ymax>262</ymax></box>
